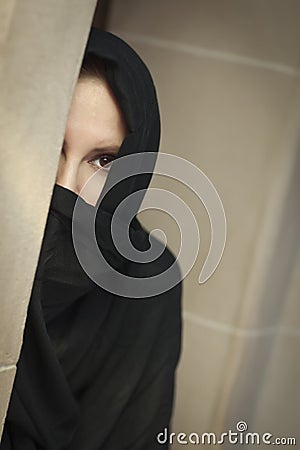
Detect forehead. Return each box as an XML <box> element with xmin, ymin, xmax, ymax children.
<box><xmin>65</xmin><ymin>77</ymin><xmax>127</xmax><ymax>144</ymax></box>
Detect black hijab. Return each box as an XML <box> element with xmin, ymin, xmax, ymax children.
<box><xmin>0</xmin><ymin>28</ymin><xmax>182</xmax><ymax>450</ymax></box>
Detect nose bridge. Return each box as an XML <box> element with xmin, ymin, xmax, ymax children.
<box><xmin>56</xmin><ymin>152</ymin><xmax>81</xmax><ymax>194</ymax></box>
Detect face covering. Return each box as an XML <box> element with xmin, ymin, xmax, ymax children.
<box><xmin>0</xmin><ymin>28</ymin><xmax>182</xmax><ymax>450</ymax></box>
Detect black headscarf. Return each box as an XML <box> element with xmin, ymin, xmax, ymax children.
<box><xmin>0</xmin><ymin>28</ymin><xmax>182</xmax><ymax>450</ymax></box>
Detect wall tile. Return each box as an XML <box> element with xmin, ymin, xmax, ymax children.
<box><xmin>253</xmin><ymin>332</ymin><xmax>300</xmax><ymax>445</ymax></box>
<box><xmin>172</xmin><ymin>320</ymin><xmax>231</xmax><ymax>439</ymax></box>
<box><xmin>128</xmin><ymin>44</ymin><xmax>296</xmax><ymax>328</ymax></box>
<box><xmin>281</xmin><ymin>246</ymin><xmax>300</xmax><ymax>331</ymax></box>
<box><xmin>109</xmin><ymin>0</ymin><xmax>300</xmax><ymax>69</ymax></box>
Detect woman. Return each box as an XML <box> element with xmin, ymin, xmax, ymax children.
<box><xmin>1</xmin><ymin>28</ymin><xmax>182</xmax><ymax>449</ymax></box>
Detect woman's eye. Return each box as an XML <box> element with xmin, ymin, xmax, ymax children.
<box><xmin>89</xmin><ymin>154</ymin><xmax>116</xmax><ymax>170</ymax></box>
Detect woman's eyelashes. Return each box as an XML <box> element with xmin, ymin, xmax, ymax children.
<box><xmin>88</xmin><ymin>153</ymin><xmax>117</xmax><ymax>169</ymax></box>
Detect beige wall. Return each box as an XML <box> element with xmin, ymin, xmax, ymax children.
<box><xmin>0</xmin><ymin>0</ymin><xmax>97</xmax><ymax>438</ymax></box>
<box><xmin>1</xmin><ymin>1</ymin><xmax>299</xmax><ymax>446</ymax></box>
<box><xmin>108</xmin><ymin>1</ymin><xmax>300</xmax><ymax>447</ymax></box>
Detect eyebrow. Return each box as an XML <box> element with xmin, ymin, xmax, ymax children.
<box><xmin>63</xmin><ymin>140</ymin><xmax>120</xmax><ymax>155</ymax></box>
<box><xmin>88</xmin><ymin>145</ymin><xmax>120</xmax><ymax>156</ymax></box>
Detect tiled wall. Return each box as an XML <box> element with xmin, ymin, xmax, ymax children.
<box><xmin>0</xmin><ymin>0</ymin><xmax>97</xmax><ymax>438</ymax></box>
<box><xmin>107</xmin><ymin>1</ymin><xmax>300</xmax><ymax>447</ymax></box>
<box><xmin>1</xmin><ymin>1</ymin><xmax>299</xmax><ymax>446</ymax></box>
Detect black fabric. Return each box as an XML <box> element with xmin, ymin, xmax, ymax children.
<box><xmin>1</xmin><ymin>28</ymin><xmax>182</xmax><ymax>450</ymax></box>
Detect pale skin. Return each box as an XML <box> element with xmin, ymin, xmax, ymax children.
<box><xmin>55</xmin><ymin>76</ymin><xmax>127</xmax><ymax>205</ymax></box>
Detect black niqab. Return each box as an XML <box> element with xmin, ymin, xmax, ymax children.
<box><xmin>1</xmin><ymin>28</ymin><xmax>182</xmax><ymax>450</ymax></box>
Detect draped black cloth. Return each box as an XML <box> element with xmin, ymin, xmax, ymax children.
<box><xmin>0</xmin><ymin>29</ymin><xmax>182</xmax><ymax>450</ymax></box>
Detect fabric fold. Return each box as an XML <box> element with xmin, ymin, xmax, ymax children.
<box><xmin>1</xmin><ymin>28</ymin><xmax>182</xmax><ymax>450</ymax></box>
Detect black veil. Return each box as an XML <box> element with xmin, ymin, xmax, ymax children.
<box><xmin>0</xmin><ymin>28</ymin><xmax>182</xmax><ymax>450</ymax></box>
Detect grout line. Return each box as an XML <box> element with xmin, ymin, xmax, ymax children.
<box><xmin>0</xmin><ymin>364</ymin><xmax>16</xmax><ymax>374</ymax></box>
<box><xmin>183</xmin><ymin>310</ymin><xmax>278</xmax><ymax>337</ymax></box>
<box><xmin>112</xmin><ymin>30</ymin><xmax>300</xmax><ymax>77</ymax></box>
<box><xmin>183</xmin><ymin>310</ymin><xmax>300</xmax><ymax>338</ymax></box>
<box><xmin>280</xmin><ymin>325</ymin><xmax>300</xmax><ymax>338</ymax></box>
